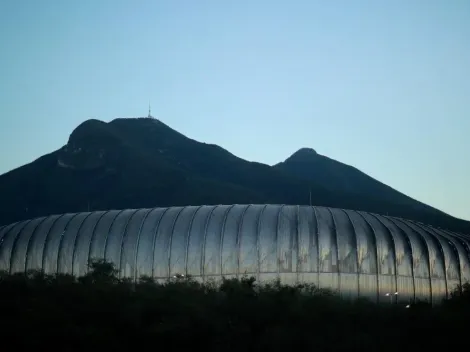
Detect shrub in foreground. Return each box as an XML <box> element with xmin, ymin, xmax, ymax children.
<box><xmin>0</xmin><ymin>259</ymin><xmax>469</xmax><ymax>351</ymax></box>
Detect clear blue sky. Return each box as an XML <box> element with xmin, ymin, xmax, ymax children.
<box><xmin>0</xmin><ymin>0</ymin><xmax>469</xmax><ymax>220</ymax></box>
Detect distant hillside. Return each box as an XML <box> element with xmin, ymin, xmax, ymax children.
<box><xmin>0</xmin><ymin>117</ymin><xmax>468</xmax><ymax>234</ymax></box>
<box><xmin>274</xmin><ymin>147</ymin><xmax>436</xmax><ymax>211</ymax></box>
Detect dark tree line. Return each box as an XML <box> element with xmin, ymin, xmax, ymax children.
<box><xmin>1</xmin><ymin>259</ymin><xmax>469</xmax><ymax>351</ymax></box>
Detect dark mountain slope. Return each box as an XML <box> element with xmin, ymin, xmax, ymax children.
<box><xmin>274</xmin><ymin>148</ymin><xmax>440</xmax><ymax>212</ymax></box>
<box><xmin>0</xmin><ymin>117</ymin><xmax>468</xmax><ymax>234</ymax></box>
<box><xmin>106</xmin><ymin>118</ymin><xmax>325</xmax><ymax>198</ymax></box>
<box><xmin>274</xmin><ymin>148</ymin><xmax>470</xmax><ymax>233</ymax></box>
<box><xmin>0</xmin><ymin>118</ymin><xmax>268</xmax><ymax>224</ymax></box>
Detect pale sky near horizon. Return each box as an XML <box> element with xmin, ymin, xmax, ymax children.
<box><xmin>0</xmin><ymin>0</ymin><xmax>469</xmax><ymax>220</ymax></box>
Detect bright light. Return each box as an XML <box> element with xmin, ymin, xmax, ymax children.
<box><xmin>406</xmin><ymin>305</ymin><xmax>410</xmax><ymax>308</ymax></box>
<box><xmin>394</xmin><ymin>292</ymin><xmax>399</xmax><ymax>295</ymax></box>
<box><xmin>385</xmin><ymin>293</ymin><xmax>390</xmax><ymax>296</ymax></box>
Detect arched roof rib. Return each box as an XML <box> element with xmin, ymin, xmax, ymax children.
<box><xmin>0</xmin><ymin>204</ymin><xmax>469</xmax><ymax>304</ymax></box>
<box><xmin>358</xmin><ymin>212</ymin><xmax>398</xmax><ymax>301</ymax></box>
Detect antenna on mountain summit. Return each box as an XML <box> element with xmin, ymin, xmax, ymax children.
<box><xmin>148</xmin><ymin>103</ymin><xmax>152</xmax><ymax>118</ymax></box>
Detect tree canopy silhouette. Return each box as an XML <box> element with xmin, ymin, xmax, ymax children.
<box><xmin>0</xmin><ymin>258</ymin><xmax>468</xmax><ymax>351</ymax></box>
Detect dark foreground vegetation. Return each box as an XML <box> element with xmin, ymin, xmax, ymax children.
<box><xmin>1</xmin><ymin>259</ymin><xmax>469</xmax><ymax>351</ymax></box>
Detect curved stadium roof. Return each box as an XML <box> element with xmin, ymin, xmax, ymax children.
<box><xmin>0</xmin><ymin>204</ymin><xmax>469</xmax><ymax>304</ymax></box>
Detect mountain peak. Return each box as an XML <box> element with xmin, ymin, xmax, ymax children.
<box><xmin>286</xmin><ymin>148</ymin><xmax>318</xmax><ymax>162</ymax></box>
<box><xmin>294</xmin><ymin>147</ymin><xmax>318</xmax><ymax>155</ymax></box>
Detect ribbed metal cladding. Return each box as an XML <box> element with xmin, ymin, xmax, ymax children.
<box><xmin>0</xmin><ymin>204</ymin><xmax>469</xmax><ymax>304</ymax></box>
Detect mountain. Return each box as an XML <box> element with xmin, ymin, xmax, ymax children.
<box><xmin>274</xmin><ymin>147</ymin><xmax>433</xmax><ymax>211</ymax></box>
<box><xmin>0</xmin><ymin>117</ymin><xmax>468</xmax><ymax>234</ymax></box>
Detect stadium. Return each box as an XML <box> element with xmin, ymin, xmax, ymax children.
<box><xmin>1</xmin><ymin>204</ymin><xmax>469</xmax><ymax>304</ymax></box>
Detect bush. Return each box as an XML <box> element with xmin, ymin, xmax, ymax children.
<box><xmin>0</xmin><ymin>259</ymin><xmax>468</xmax><ymax>350</ymax></box>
